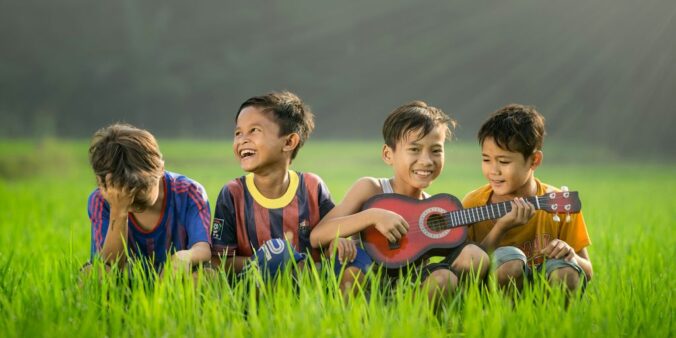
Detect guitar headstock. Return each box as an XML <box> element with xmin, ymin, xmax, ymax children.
<box><xmin>538</xmin><ymin>186</ymin><xmax>582</xmax><ymax>217</ymax></box>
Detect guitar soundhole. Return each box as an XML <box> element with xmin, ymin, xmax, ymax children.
<box><xmin>419</xmin><ymin>207</ymin><xmax>451</xmax><ymax>239</ymax></box>
<box><xmin>427</xmin><ymin>214</ymin><xmax>447</xmax><ymax>231</ymax></box>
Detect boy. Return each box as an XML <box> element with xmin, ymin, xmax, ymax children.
<box><xmin>86</xmin><ymin>123</ymin><xmax>211</xmax><ymax>273</ymax></box>
<box><xmin>464</xmin><ymin>104</ymin><xmax>593</xmax><ymax>291</ymax></box>
<box><xmin>310</xmin><ymin>101</ymin><xmax>488</xmax><ymax>304</ymax></box>
<box><xmin>210</xmin><ymin>91</ymin><xmax>370</xmax><ymax>291</ymax></box>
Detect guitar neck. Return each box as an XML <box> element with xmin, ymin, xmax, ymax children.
<box><xmin>446</xmin><ymin>196</ymin><xmax>542</xmax><ymax>228</ymax></box>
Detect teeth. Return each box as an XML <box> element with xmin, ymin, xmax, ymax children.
<box><xmin>239</xmin><ymin>149</ymin><xmax>255</xmax><ymax>158</ymax></box>
<box><xmin>413</xmin><ymin>170</ymin><xmax>432</xmax><ymax>176</ymax></box>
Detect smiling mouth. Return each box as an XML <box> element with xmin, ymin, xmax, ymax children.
<box><xmin>413</xmin><ymin>170</ymin><xmax>433</xmax><ymax>177</ymax></box>
<box><xmin>239</xmin><ymin>149</ymin><xmax>256</xmax><ymax>159</ymax></box>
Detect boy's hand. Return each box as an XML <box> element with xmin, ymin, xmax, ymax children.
<box><xmin>371</xmin><ymin>209</ymin><xmax>409</xmax><ymax>243</ymax></box>
<box><xmin>329</xmin><ymin>238</ymin><xmax>357</xmax><ymax>264</ymax></box>
<box><xmin>496</xmin><ymin>197</ymin><xmax>535</xmax><ymax>232</ymax></box>
<box><xmin>167</xmin><ymin>250</ymin><xmax>193</xmax><ymax>275</ymax></box>
<box><xmin>541</xmin><ymin>239</ymin><xmax>575</xmax><ymax>261</ymax></box>
<box><xmin>98</xmin><ymin>174</ymin><xmax>135</xmax><ymax>214</ymax></box>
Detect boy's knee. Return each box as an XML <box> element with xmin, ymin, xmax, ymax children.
<box><xmin>451</xmin><ymin>244</ymin><xmax>489</xmax><ymax>277</ymax></box>
<box><xmin>339</xmin><ymin>266</ymin><xmax>364</xmax><ymax>289</ymax></box>
<box><xmin>548</xmin><ymin>267</ymin><xmax>581</xmax><ymax>291</ymax></box>
<box><xmin>495</xmin><ymin>260</ymin><xmax>525</xmax><ymax>285</ymax></box>
<box><xmin>426</xmin><ymin>269</ymin><xmax>458</xmax><ymax>297</ymax></box>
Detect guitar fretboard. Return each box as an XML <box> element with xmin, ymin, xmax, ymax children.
<box><xmin>440</xmin><ymin>196</ymin><xmax>543</xmax><ymax>229</ymax></box>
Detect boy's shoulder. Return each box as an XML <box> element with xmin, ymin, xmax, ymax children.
<box><xmin>533</xmin><ymin>178</ymin><xmax>561</xmax><ymax>195</ymax></box>
<box><xmin>347</xmin><ymin>176</ymin><xmax>387</xmax><ymax>201</ymax></box>
<box><xmin>165</xmin><ymin>171</ymin><xmax>208</xmax><ymax>198</ymax></box>
<box><xmin>296</xmin><ymin>171</ymin><xmax>326</xmax><ymax>186</ymax></box>
<box><xmin>462</xmin><ymin>184</ymin><xmax>493</xmax><ymax>207</ymax></box>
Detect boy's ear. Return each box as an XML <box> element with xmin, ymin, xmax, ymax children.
<box><xmin>282</xmin><ymin>133</ymin><xmax>301</xmax><ymax>153</ymax></box>
<box><xmin>530</xmin><ymin>150</ymin><xmax>543</xmax><ymax>169</ymax></box>
<box><xmin>382</xmin><ymin>144</ymin><xmax>394</xmax><ymax>165</ymax></box>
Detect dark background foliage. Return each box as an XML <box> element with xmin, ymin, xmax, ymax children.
<box><xmin>1</xmin><ymin>0</ymin><xmax>674</xmax><ymax>158</ymax></box>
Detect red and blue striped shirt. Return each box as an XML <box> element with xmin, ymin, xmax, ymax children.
<box><xmin>211</xmin><ymin>171</ymin><xmax>334</xmax><ymax>262</ymax></box>
<box><xmin>88</xmin><ymin>171</ymin><xmax>211</xmax><ymax>270</ymax></box>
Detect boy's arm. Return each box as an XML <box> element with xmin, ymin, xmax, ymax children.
<box><xmin>210</xmin><ymin>184</ymin><xmax>249</xmax><ymax>273</ymax></box>
<box><xmin>173</xmin><ymin>242</ymin><xmax>212</xmax><ymax>268</ymax></box>
<box><xmin>96</xmin><ymin>175</ymin><xmax>136</xmax><ymax>266</ymax></box>
<box><xmin>574</xmin><ymin>248</ymin><xmax>593</xmax><ymax>281</ymax></box>
<box><xmin>541</xmin><ymin>240</ymin><xmax>593</xmax><ymax>281</ymax></box>
<box><xmin>172</xmin><ymin>183</ymin><xmax>212</xmax><ymax>268</ymax></box>
<box><xmin>310</xmin><ymin>178</ymin><xmax>409</xmax><ymax>248</ymax></box>
<box><xmin>211</xmin><ymin>255</ymin><xmax>250</xmax><ymax>273</ymax></box>
<box><xmin>478</xmin><ymin>197</ymin><xmax>536</xmax><ymax>252</ymax></box>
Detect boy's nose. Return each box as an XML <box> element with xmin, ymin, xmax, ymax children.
<box><xmin>418</xmin><ymin>152</ymin><xmax>433</xmax><ymax>165</ymax></box>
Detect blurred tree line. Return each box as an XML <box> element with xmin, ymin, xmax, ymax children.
<box><xmin>0</xmin><ymin>0</ymin><xmax>674</xmax><ymax>158</ymax></box>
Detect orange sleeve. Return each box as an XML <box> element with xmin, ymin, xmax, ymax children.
<box><xmin>558</xmin><ymin>212</ymin><xmax>591</xmax><ymax>253</ymax></box>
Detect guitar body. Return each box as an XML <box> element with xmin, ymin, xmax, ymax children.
<box><xmin>360</xmin><ymin>193</ymin><xmax>467</xmax><ymax>269</ymax></box>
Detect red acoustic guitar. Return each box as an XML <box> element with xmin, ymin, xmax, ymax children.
<box><xmin>360</xmin><ymin>189</ymin><xmax>581</xmax><ymax>269</ymax></box>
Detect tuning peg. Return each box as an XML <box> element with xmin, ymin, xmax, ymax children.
<box><xmin>565</xmin><ymin>213</ymin><xmax>571</xmax><ymax>222</ymax></box>
<box><xmin>552</xmin><ymin>214</ymin><xmax>561</xmax><ymax>222</ymax></box>
<box><xmin>561</xmin><ymin>186</ymin><xmax>569</xmax><ymax>192</ymax></box>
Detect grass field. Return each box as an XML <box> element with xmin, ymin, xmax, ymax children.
<box><xmin>0</xmin><ymin>139</ymin><xmax>674</xmax><ymax>337</ymax></box>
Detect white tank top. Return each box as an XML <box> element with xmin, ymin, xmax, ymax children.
<box><xmin>379</xmin><ymin>178</ymin><xmax>394</xmax><ymax>193</ymax></box>
<box><xmin>378</xmin><ymin>178</ymin><xmax>430</xmax><ymax>198</ymax></box>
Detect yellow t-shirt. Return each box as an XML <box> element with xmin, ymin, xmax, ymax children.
<box><xmin>462</xmin><ymin>178</ymin><xmax>591</xmax><ymax>263</ymax></box>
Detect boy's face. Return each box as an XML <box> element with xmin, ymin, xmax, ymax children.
<box><xmin>383</xmin><ymin>124</ymin><xmax>446</xmax><ymax>195</ymax></box>
<box><xmin>481</xmin><ymin>136</ymin><xmax>541</xmax><ymax>198</ymax></box>
<box><xmin>233</xmin><ymin>106</ymin><xmax>291</xmax><ymax>174</ymax></box>
<box><xmin>130</xmin><ymin>174</ymin><xmax>163</xmax><ymax>212</ymax></box>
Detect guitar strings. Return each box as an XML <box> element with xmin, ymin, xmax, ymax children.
<box><xmin>367</xmin><ymin>196</ymin><xmax>573</xmax><ymax>235</ymax></box>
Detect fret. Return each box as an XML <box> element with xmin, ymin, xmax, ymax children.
<box><xmin>490</xmin><ymin>204</ymin><xmax>495</xmax><ymax>218</ymax></box>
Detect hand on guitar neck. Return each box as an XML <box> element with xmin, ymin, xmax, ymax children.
<box><xmin>479</xmin><ymin>197</ymin><xmax>536</xmax><ymax>253</ymax></box>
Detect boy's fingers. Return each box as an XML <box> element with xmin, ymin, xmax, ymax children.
<box><xmin>399</xmin><ymin>217</ymin><xmax>410</xmax><ymax>230</ymax></box>
<box><xmin>557</xmin><ymin>243</ymin><xmax>571</xmax><ymax>259</ymax></box>
<box><xmin>389</xmin><ymin>227</ymin><xmax>402</xmax><ymax>240</ymax></box>
<box><xmin>565</xmin><ymin>248</ymin><xmax>575</xmax><ymax>261</ymax></box>
<box><xmin>338</xmin><ymin>242</ymin><xmax>346</xmax><ymax>262</ymax></box>
<box><xmin>541</xmin><ymin>241</ymin><xmax>555</xmax><ymax>255</ymax></box>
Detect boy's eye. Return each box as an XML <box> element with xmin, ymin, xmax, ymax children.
<box><xmin>408</xmin><ymin>148</ymin><xmax>420</xmax><ymax>152</ymax></box>
<box><xmin>499</xmin><ymin>161</ymin><xmax>510</xmax><ymax>165</ymax></box>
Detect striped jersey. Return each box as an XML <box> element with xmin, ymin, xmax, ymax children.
<box><xmin>211</xmin><ymin>171</ymin><xmax>334</xmax><ymax>262</ymax></box>
<box><xmin>88</xmin><ymin>171</ymin><xmax>211</xmax><ymax>270</ymax></box>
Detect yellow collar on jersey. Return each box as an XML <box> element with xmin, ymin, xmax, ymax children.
<box><xmin>245</xmin><ymin>170</ymin><xmax>299</xmax><ymax>209</ymax></box>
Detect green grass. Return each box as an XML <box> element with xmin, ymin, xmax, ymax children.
<box><xmin>0</xmin><ymin>139</ymin><xmax>674</xmax><ymax>337</ymax></box>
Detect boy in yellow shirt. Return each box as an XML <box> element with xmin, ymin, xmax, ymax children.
<box><xmin>463</xmin><ymin>104</ymin><xmax>592</xmax><ymax>291</ymax></box>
